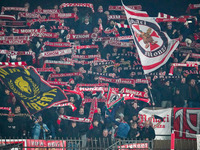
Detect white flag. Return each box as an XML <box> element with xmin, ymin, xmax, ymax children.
<box><xmin>123</xmin><ymin>3</ymin><xmax>179</xmax><ymax>74</ymax></box>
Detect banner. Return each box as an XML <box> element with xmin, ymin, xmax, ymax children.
<box><xmin>26</xmin><ymin>139</ymin><xmax>66</xmax><ymax>150</ymax></box>
<box><xmin>118</xmin><ymin>143</ymin><xmax>148</xmax><ymax>150</ymax></box>
<box><xmin>0</xmin><ymin>139</ymin><xmax>25</xmax><ymax>149</ymax></box>
<box><xmin>139</xmin><ymin>108</ymin><xmax>172</xmax><ymax>139</ymax></box>
<box><xmin>0</xmin><ymin>139</ymin><xmax>67</xmax><ymax>150</ymax></box>
<box><xmin>174</xmin><ymin>107</ymin><xmax>200</xmax><ymax>140</ymax></box>
<box><xmin>0</xmin><ymin>66</ymin><xmax>68</xmax><ymax>114</ymax></box>
<box><xmin>123</xmin><ymin>3</ymin><xmax>179</xmax><ymax>74</ymax></box>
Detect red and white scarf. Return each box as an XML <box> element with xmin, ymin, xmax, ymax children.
<box><xmin>38</xmin><ymin>48</ymin><xmax>72</xmax><ymax>59</ymax></box>
<box><xmin>0</xmin><ymin>107</ymin><xmax>11</xmax><ymax>112</ymax></box>
<box><xmin>27</xmin><ymin>19</ymin><xmax>60</xmax><ymax>26</ymax></box>
<box><xmin>47</xmin><ymin>81</ymin><xmax>69</xmax><ymax>86</ymax></box>
<box><xmin>44</xmin><ymin>42</ymin><xmax>72</xmax><ymax>48</ymax></box>
<box><xmin>49</xmin><ymin>13</ymin><xmax>78</xmax><ymax>20</ymax></box>
<box><xmin>0</xmin><ymin>40</ymin><xmax>29</xmax><ymax>45</ymax></box>
<box><xmin>157</xmin><ymin>12</ymin><xmax>176</xmax><ymax>19</ymax></box>
<box><xmin>13</xmin><ymin>29</ymin><xmax>46</xmax><ymax>34</ymax></box>
<box><xmin>75</xmin><ymin>45</ymin><xmax>99</xmax><ymax>50</ymax></box>
<box><xmin>0</xmin><ymin>61</ymin><xmax>27</xmax><ymax>66</ymax></box>
<box><xmin>57</xmin><ymin>115</ymin><xmax>91</xmax><ymax>124</ymax></box>
<box><xmin>104</xmin><ymin>27</ymin><xmax>119</xmax><ymax>37</ymax></box>
<box><xmin>155</xmin><ymin>18</ymin><xmax>186</xmax><ymax>23</ymax></box>
<box><xmin>60</xmin><ymin>3</ymin><xmax>94</xmax><ymax>13</ymax></box>
<box><xmin>66</xmin><ymin>33</ymin><xmax>97</xmax><ymax>40</ymax></box>
<box><xmin>169</xmin><ymin>63</ymin><xmax>199</xmax><ymax>75</ymax></box>
<box><xmin>0</xmin><ymin>36</ymin><xmax>31</xmax><ymax>45</ymax></box>
<box><xmin>64</xmin><ymin>57</ymin><xmax>107</xmax><ymax>65</ymax></box>
<box><xmin>99</xmin><ymin>76</ymin><xmax>148</xmax><ymax>85</ymax></box>
<box><xmin>186</xmin><ymin>4</ymin><xmax>200</xmax><ymax>13</ymax></box>
<box><xmin>50</xmin><ymin>25</ymin><xmax>70</xmax><ymax>31</ymax></box>
<box><xmin>72</xmin><ymin>54</ymin><xmax>101</xmax><ymax>59</ymax></box>
<box><xmin>0</xmin><ymin>36</ymin><xmax>31</xmax><ymax>41</ymax></box>
<box><xmin>107</xmin><ymin>15</ymin><xmax>127</xmax><ymax>20</ymax></box>
<box><xmin>121</xmin><ymin>88</ymin><xmax>148</xmax><ymax>98</ymax></box>
<box><xmin>53</xmin><ymin>102</ymin><xmax>76</xmax><ymax>112</ymax></box>
<box><xmin>34</xmin><ymin>9</ymin><xmax>60</xmax><ymax>14</ymax></box>
<box><xmin>0</xmin><ymin>21</ymin><xmax>27</xmax><ymax>27</ymax></box>
<box><xmin>18</xmin><ymin>12</ymin><xmax>41</xmax><ymax>19</ymax></box>
<box><xmin>108</xmin><ymin>5</ymin><xmax>142</xmax><ymax>11</ymax></box>
<box><xmin>75</xmin><ymin>83</ymin><xmax>108</xmax><ymax>88</ymax></box>
<box><xmin>98</xmin><ymin>76</ymin><xmax>135</xmax><ymax>85</ymax></box>
<box><xmin>85</xmin><ymin>70</ymin><xmax>116</xmax><ymax>78</ymax></box>
<box><xmin>0</xmin><ymin>15</ymin><xmax>16</xmax><ymax>21</ymax></box>
<box><xmin>6</xmin><ymin>51</ymin><xmax>36</xmax><ymax>63</ymax></box>
<box><xmin>48</xmin><ymin>72</ymin><xmax>84</xmax><ymax>80</ymax></box>
<box><xmin>104</xmin><ymin>40</ymin><xmax>134</xmax><ymax>48</ymax></box>
<box><xmin>43</xmin><ymin>60</ymin><xmax>74</xmax><ymax>68</ymax></box>
<box><xmin>30</xmin><ymin>32</ymin><xmax>59</xmax><ymax>38</ymax></box>
<box><xmin>36</xmin><ymin>67</ymin><xmax>56</xmax><ymax>73</ymax></box>
<box><xmin>1</xmin><ymin>7</ymin><xmax>28</xmax><ymax>14</ymax></box>
<box><xmin>116</xmin><ymin>23</ymin><xmax>130</xmax><ymax>28</ymax></box>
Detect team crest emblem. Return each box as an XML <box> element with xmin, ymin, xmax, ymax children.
<box><xmin>129</xmin><ymin>18</ymin><xmax>168</xmax><ymax>58</ymax></box>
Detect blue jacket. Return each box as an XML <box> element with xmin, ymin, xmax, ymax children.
<box><xmin>32</xmin><ymin>123</ymin><xmax>49</xmax><ymax>139</ymax></box>
<box><xmin>115</xmin><ymin>121</ymin><xmax>130</xmax><ymax>138</ymax></box>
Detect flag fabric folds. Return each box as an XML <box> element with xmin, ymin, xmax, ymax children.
<box><xmin>123</xmin><ymin>3</ymin><xmax>179</xmax><ymax>74</ymax></box>
<box><xmin>106</xmin><ymin>87</ymin><xmax>124</xmax><ymax>109</ymax></box>
<box><xmin>0</xmin><ymin>66</ymin><xmax>68</xmax><ymax>114</ymax></box>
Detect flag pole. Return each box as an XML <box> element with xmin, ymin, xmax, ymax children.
<box><xmin>144</xmin><ymin>74</ymin><xmax>155</xmax><ymax>108</ymax></box>
<box><xmin>121</xmin><ymin>0</ymin><xmax>155</xmax><ymax>107</ymax></box>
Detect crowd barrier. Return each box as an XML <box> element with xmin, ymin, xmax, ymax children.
<box><xmin>0</xmin><ymin>137</ymin><xmax>198</xmax><ymax>150</ymax></box>
<box><xmin>0</xmin><ymin>138</ymin><xmax>153</xmax><ymax>150</ymax></box>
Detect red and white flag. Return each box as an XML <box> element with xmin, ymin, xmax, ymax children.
<box><xmin>123</xmin><ymin>3</ymin><xmax>179</xmax><ymax>74</ymax></box>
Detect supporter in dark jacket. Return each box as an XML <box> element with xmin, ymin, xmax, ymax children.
<box><xmin>160</xmin><ymin>80</ymin><xmax>173</xmax><ymax>108</ymax></box>
<box><xmin>67</xmin><ymin>121</ymin><xmax>79</xmax><ymax>138</ymax></box>
<box><xmin>128</xmin><ymin>122</ymin><xmax>140</xmax><ymax>139</ymax></box>
<box><xmin>173</xmin><ymin>88</ymin><xmax>185</xmax><ymax>107</ymax></box>
<box><xmin>188</xmin><ymin>79</ymin><xmax>200</xmax><ymax>107</ymax></box>
<box><xmin>141</xmin><ymin>120</ymin><xmax>155</xmax><ymax>140</ymax></box>
<box><xmin>2</xmin><ymin>116</ymin><xmax>19</xmax><ymax>138</ymax></box>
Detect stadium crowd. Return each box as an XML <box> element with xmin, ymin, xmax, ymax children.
<box><xmin>0</xmin><ymin>1</ymin><xmax>199</xmax><ymax>147</ymax></box>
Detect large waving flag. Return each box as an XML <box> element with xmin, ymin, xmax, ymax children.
<box><xmin>0</xmin><ymin>66</ymin><xmax>68</xmax><ymax>114</ymax></box>
<box><xmin>123</xmin><ymin>3</ymin><xmax>179</xmax><ymax>74</ymax></box>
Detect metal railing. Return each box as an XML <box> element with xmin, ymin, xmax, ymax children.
<box><xmin>0</xmin><ymin>138</ymin><xmax>153</xmax><ymax>150</ymax></box>
<box><xmin>0</xmin><ymin>137</ymin><xmax>197</xmax><ymax>150</ymax></box>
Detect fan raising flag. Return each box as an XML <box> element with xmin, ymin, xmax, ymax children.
<box><xmin>123</xmin><ymin>2</ymin><xmax>179</xmax><ymax>74</ymax></box>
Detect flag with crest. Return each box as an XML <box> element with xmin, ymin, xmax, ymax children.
<box><xmin>123</xmin><ymin>3</ymin><xmax>179</xmax><ymax>74</ymax></box>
